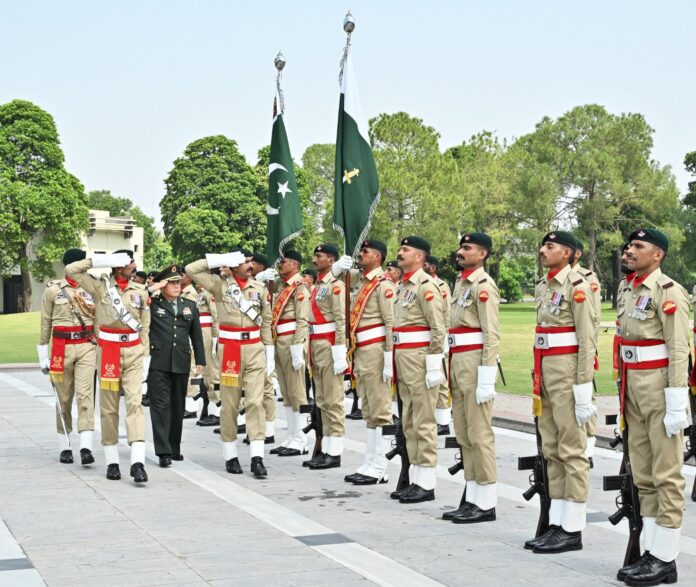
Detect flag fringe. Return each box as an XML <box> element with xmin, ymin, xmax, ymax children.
<box><xmin>276</xmin><ymin>229</ymin><xmax>303</xmax><ymax>267</ymax></box>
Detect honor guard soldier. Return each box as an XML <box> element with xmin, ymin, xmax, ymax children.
<box><xmin>571</xmin><ymin>237</ymin><xmax>602</xmax><ymax>463</ymax></box>
<box><xmin>424</xmin><ymin>255</ymin><xmax>453</xmax><ymax>435</ymax></box>
<box><xmin>385</xmin><ymin>260</ymin><xmax>403</xmax><ymax>283</ymax></box>
<box><xmin>38</xmin><ymin>248</ymin><xmax>97</xmax><ymax>465</ymax></box>
<box><xmin>333</xmin><ymin>240</ymin><xmax>395</xmax><ymax>484</ymax></box>
<box><xmin>66</xmin><ymin>250</ymin><xmax>151</xmax><ymax>483</ymax></box>
<box><xmin>147</xmin><ymin>265</ymin><xmax>205</xmax><ymax>467</ymax></box>
<box><xmin>614</xmin><ymin>228</ymin><xmax>690</xmax><ymax>585</ymax></box>
<box><xmin>391</xmin><ymin>236</ymin><xmax>446</xmax><ymax>503</ymax></box>
<box><xmin>186</xmin><ymin>250</ymin><xmax>274</xmax><ymax>477</ymax></box>
<box><xmin>303</xmin><ymin>243</ymin><xmax>348</xmax><ymax>470</ymax></box>
<box><xmin>526</xmin><ymin>231</ymin><xmax>595</xmax><ymax>552</ymax></box>
<box><xmin>443</xmin><ymin>232</ymin><xmax>500</xmax><ymax>524</ymax></box>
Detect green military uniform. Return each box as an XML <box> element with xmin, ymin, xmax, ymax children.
<box><xmin>38</xmin><ymin>248</ymin><xmax>97</xmax><ymax>464</ymax></box>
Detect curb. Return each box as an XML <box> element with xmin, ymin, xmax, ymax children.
<box><xmin>0</xmin><ymin>363</ymin><xmax>40</xmax><ymax>371</ymax></box>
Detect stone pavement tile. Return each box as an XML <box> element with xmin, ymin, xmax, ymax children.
<box><xmin>40</xmin><ymin>568</ymin><xmax>206</xmax><ymax>587</ymax></box>
<box><xmin>209</xmin><ymin>568</ymin><xmax>370</xmax><ymax>587</ymax></box>
<box><xmin>0</xmin><ymin>568</ymin><xmax>47</xmax><ymax>587</ymax></box>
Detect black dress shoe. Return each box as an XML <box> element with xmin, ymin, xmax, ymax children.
<box><xmin>80</xmin><ymin>448</ymin><xmax>94</xmax><ymax>465</ymax></box>
<box><xmin>159</xmin><ymin>456</ymin><xmax>172</xmax><ymax>467</ymax></box>
<box><xmin>183</xmin><ymin>410</ymin><xmax>197</xmax><ymax>419</ymax></box>
<box><xmin>452</xmin><ymin>505</ymin><xmax>496</xmax><ymax>524</ymax></box>
<box><xmin>352</xmin><ymin>473</ymin><xmax>388</xmax><ymax>485</ymax></box>
<box><xmin>442</xmin><ymin>502</ymin><xmax>474</xmax><ymax>521</ymax></box>
<box><xmin>346</xmin><ymin>408</ymin><xmax>363</xmax><ymax>420</ymax></box>
<box><xmin>399</xmin><ymin>484</ymin><xmax>435</xmax><ymax>503</ymax></box>
<box><xmin>533</xmin><ymin>527</ymin><xmax>582</xmax><ymax>553</ymax></box>
<box><xmin>303</xmin><ymin>453</ymin><xmax>324</xmax><ymax>467</ymax></box>
<box><xmin>171</xmin><ymin>454</ymin><xmax>184</xmax><ymax>461</ymax></box>
<box><xmin>390</xmin><ymin>485</ymin><xmax>412</xmax><ymax>500</ymax></box>
<box><xmin>106</xmin><ymin>463</ymin><xmax>121</xmax><ymax>480</ymax></box>
<box><xmin>141</xmin><ymin>393</ymin><xmax>150</xmax><ymax>407</ymax></box>
<box><xmin>130</xmin><ymin>463</ymin><xmax>148</xmax><ymax>483</ymax></box>
<box><xmin>278</xmin><ymin>446</ymin><xmax>308</xmax><ymax>457</ymax></box>
<box><xmin>265</xmin><ymin>436</ymin><xmax>275</xmax><ymax>444</ymax></box>
<box><xmin>226</xmin><ymin>458</ymin><xmax>243</xmax><ymax>474</ymax></box>
<box><xmin>344</xmin><ymin>472</ymin><xmax>363</xmax><ymax>483</ymax></box>
<box><xmin>309</xmin><ymin>454</ymin><xmax>341</xmax><ymax>470</ymax></box>
<box><xmin>59</xmin><ymin>450</ymin><xmax>74</xmax><ymax>464</ymax></box>
<box><xmin>213</xmin><ymin>427</ymin><xmax>221</xmax><ymax>434</ymax></box>
<box><xmin>617</xmin><ymin>552</ymin><xmax>650</xmax><ymax>581</ymax></box>
<box><xmin>270</xmin><ymin>444</ymin><xmax>287</xmax><ymax>455</ymax></box>
<box><xmin>250</xmin><ymin>457</ymin><xmax>267</xmax><ymax>478</ymax></box>
<box><xmin>623</xmin><ymin>553</ymin><xmax>677</xmax><ymax>586</ymax></box>
<box><xmin>524</xmin><ymin>525</ymin><xmax>559</xmax><ymax>550</ymax></box>
<box><xmin>196</xmin><ymin>415</ymin><xmax>220</xmax><ymax>427</ymax></box>
<box><xmin>437</xmin><ymin>424</ymin><xmax>450</xmax><ymax>436</ymax></box>
<box><xmin>237</xmin><ymin>424</ymin><xmax>246</xmax><ymax>434</ymax></box>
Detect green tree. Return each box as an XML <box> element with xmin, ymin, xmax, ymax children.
<box><xmin>680</xmin><ymin>151</ymin><xmax>696</xmax><ymax>282</ymax></box>
<box><xmin>0</xmin><ymin>100</ymin><xmax>89</xmax><ymax>310</ymax></box>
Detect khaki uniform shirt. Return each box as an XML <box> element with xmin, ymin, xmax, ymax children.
<box><xmin>66</xmin><ymin>259</ymin><xmax>150</xmax><ymax>355</ymax></box>
<box><xmin>185</xmin><ymin>260</ymin><xmax>272</xmax><ymax>346</ymax></box>
<box><xmin>352</xmin><ymin>266</ymin><xmax>395</xmax><ymax>351</ymax></box>
<box><xmin>272</xmin><ymin>272</ymin><xmax>310</xmax><ymax>346</ymax></box>
<box><xmin>576</xmin><ymin>265</ymin><xmax>601</xmax><ymax>338</ymax></box>
<box><xmin>310</xmin><ymin>271</ymin><xmax>347</xmax><ymax>347</ymax></box>
<box><xmin>534</xmin><ymin>264</ymin><xmax>595</xmax><ymax>385</ymax></box>
<box><xmin>450</xmin><ymin>266</ymin><xmax>500</xmax><ymax>367</ymax></box>
<box><xmin>616</xmin><ymin>268</ymin><xmax>690</xmax><ymax>388</ymax></box>
<box><xmin>40</xmin><ymin>278</ymin><xmax>96</xmax><ymax>345</ymax></box>
<box><xmin>433</xmin><ymin>276</ymin><xmax>451</xmax><ymax>335</ymax></box>
<box><xmin>197</xmin><ymin>289</ymin><xmax>219</xmax><ymax>338</ymax></box>
<box><xmin>393</xmin><ymin>267</ymin><xmax>446</xmax><ymax>354</ymax></box>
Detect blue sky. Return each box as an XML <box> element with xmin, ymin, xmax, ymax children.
<box><xmin>2</xmin><ymin>1</ymin><xmax>694</xmax><ymax>224</ymax></box>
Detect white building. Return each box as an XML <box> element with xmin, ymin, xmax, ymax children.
<box><xmin>1</xmin><ymin>210</ymin><xmax>145</xmax><ymax>314</ymax></box>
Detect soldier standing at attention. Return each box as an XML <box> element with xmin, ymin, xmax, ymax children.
<box><xmin>385</xmin><ymin>260</ymin><xmax>403</xmax><ymax>284</ymax></box>
<box><xmin>443</xmin><ymin>232</ymin><xmax>500</xmax><ymax>524</ymax></box>
<box><xmin>392</xmin><ymin>236</ymin><xmax>446</xmax><ymax>503</ymax></box>
<box><xmin>38</xmin><ymin>248</ymin><xmax>97</xmax><ymax>465</ymax></box>
<box><xmin>66</xmin><ymin>250</ymin><xmax>151</xmax><ymax>484</ymax></box>
<box><xmin>525</xmin><ymin>231</ymin><xmax>595</xmax><ymax>552</ymax></box>
<box><xmin>186</xmin><ymin>250</ymin><xmax>274</xmax><ymax>478</ymax></box>
<box><xmin>146</xmin><ymin>265</ymin><xmax>205</xmax><ymax>467</ymax></box>
<box><xmin>614</xmin><ymin>228</ymin><xmax>690</xmax><ymax>586</ymax></box>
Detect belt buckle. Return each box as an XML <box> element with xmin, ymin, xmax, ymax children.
<box><xmin>392</xmin><ymin>333</ymin><xmax>399</xmax><ymax>344</ymax></box>
<box><xmin>447</xmin><ymin>334</ymin><xmax>455</xmax><ymax>347</ymax></box>
<box><xmin>535</xmin><ymin>333</ymin><xmax>549</xmax><ymax>350</ymax></box>
<box><xmin>119</xmin><ymin>334</ymin><xmax>128</xmax><ymax>342</ymax></box>
<box><xmin>308</xmin><ymin>324</ymin><xmax>314</xmax><ymax>334</ymax></box>
<box><xmin>241</xmin><ymin>332</ymin><xmax>250</xmax><ymax>341</ymax></box>
<box><xmin>622</xmin><ymin>346</ymin><xmax>637</xmax><ymax>363</ymax></box>
<box><xmin>71</xmin><ymin>332</ymin><xmax>80</xmax><ymax>340</ymax></box>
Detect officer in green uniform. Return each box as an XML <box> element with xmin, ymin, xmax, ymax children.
<box><xmin>147</xmin><ymin>265</ymin><xmax>206</xmax><ymax>467</ymax></box>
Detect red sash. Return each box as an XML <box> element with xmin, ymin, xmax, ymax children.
<box><xmin>272</xmin><ymin>281</ymin><xmax>298</xmax><ymax>332</ymax></box>
<box><xmin>219</xmin><ymin>325</ymin><xmax>260</xmax><ymax>388</ymax></box>
<box><xmin>532</xmin><ymin>326</ymin><xmax>578</xmax><ymax>417</ymax></box>
<box><xmin>98</xmin><ymin>327</ymin><xmax>140</xmax><ymax>391</ymax></box>
<box><xmin>612</xmin><ymin>320</ymin><xmax>621</xmax><ymax>381</ymax></box>
<box><xmin>50</xmin><ymin>325</ymin><xmax>94</xmax><ymax>382</ymax></box>
<box><xmin>348</xmin><ymin>276</ymin><xmax>381</xmax><ymax>351</ymax></box>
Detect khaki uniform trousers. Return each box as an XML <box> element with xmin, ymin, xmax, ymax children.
<box><xmin>395</xmin><ymin>347</ymin><xmax>438</xmax><ymax>467</ymax></box>
<box><xmin>219</xmin><ymin>341</ymin><xmax>265</xmax><ymax>442</ymax></box>
<box><xmin>53</xmin><ymin>342</ymin><xmax>97</xmax><ymax>434</ymax></box>
<box><xmin>202</xmin><ymin>327</ymin><xmax>220</xmax><ymax>402</ymax></box>
<box><xmin>263</xmin><ymin>373</ymin><xmax>276</xmax><ymax>422</ymax></box>
<box><xmin>436</xmin><ymin>362</ymin><xmax>451</xmax><ymax>410</ymax></box>
<box><xmin>275</xmin><ymin>339</ymin><xmax>307</xmax><ymax>411</ymax></box>
<box><xmin>99</xmin><ymin>345</ymin><xmax>145</xmax><ymax>445</ymax></box>
<box><xmin>310</xmin><ymin>339</ymin><xmax>345</xmax><ymax>437</ymax></box>
<box><xmin>539</xmin><ymin>353</ymin><xmax>589</xmax><ymax>502</ymax></box>
<box><xmin>625</xmin><ymin>367</ymin><xmax>685</xmax><ymax>528</ymax></box>
<box><xmin>352</xmin><ymin>344</ymin><xmax>392</xmax><ymax>428</ymax></box>
<box><xmin>450</xmin><ymin>349</ymin><xmax>496</xmax><ymax>484</ymax></box>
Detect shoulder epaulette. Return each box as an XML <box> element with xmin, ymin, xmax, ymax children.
<box><xmin>536</xmin><ymin>277</ymin><xmax>544</xmax><ymax>284</ymax></box>
<box><xmin>479</xmin><ymin>277</ymin><xmax>488</xmax><ymax>284</ymax></box>
<box><xmin>572</xmin><ymin>279</ymin><xmax>583</xmax><ymax>286</ymax></box>
<box><xmin>661</xmin><ymin>281</ymin><xmax>674</xmax><ymax>289</ymax></box>
<box><xmin>421</xmin><ymin>278</ymin><xmax>430</xmax><ymax>285</ymax></box>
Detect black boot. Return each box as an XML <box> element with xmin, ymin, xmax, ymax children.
<box><xmin>308</xmin><ymin>454</ymin><xmax>341</xmax><ymax>470</ymax></box>
<box><xmin>171</xmin><ymin>454</ymin><xmax>184</xmax><ymax>461</ymax></box>
<box><xmin>524</xmin><ymin>526</ymin><xmax>559</xmax><ymax>550</ymax></box>
<box><xmin>278</xmin><ymin>446</ymin><xmax>308</xmax><ymax>457</ymax></box>
<box><xmin>452</xmin><ymin>505</ymin><xmax>496</xmax><ymax>524</ymax></box>
<box><xmin>106</xmin><ymin>463</ymin><xmax>121</xmax><ymax>480</ymax></box>
<box><xmin>183</xmin><ymin>410</ymin><xmax>197</xmax><ymax>419</ymax></box>
<box><xmin>532</xmin><ymin>527</ymin><xmax>582</xmax><ymax>553</ymax></box>
<box><xmin>351</xmin><ymin>473</ymin><xmax>388</xmax><ymax>485</ymax></box>
<box><xmin>130</xmin><ymin>463</ymin><xmax>148</xmax><ymax>483</ymax></box>
<box><xmin>250</xmin><ymin>457</ymin><xmax>267</xmax><ymax>478</ymax></box>
<box><xmin>442</xmin><ymin>502</ymin><xmax>474</xmax><ymax>521</ymax></box>
<box><xmin>59</xmin><ymin>450</ymin><xmax>74</xmax><ymax>464</ymax></box>
<box><xmin>226</xmin><ymin>458</ymin><xmax>243</xmax><ymax>474</ymax></box>
<box><xmin>196</xmin><ymin>415</ymin><xmax>220</xmax><ymax>427</ymax></box>
<box><xmin>80</xmin><ymin>448</ymin><xmax>94</xmax><ymax>465</ymax></box>
<box><xmin>270</xmin><ymin>443</ymin><xmax>287</xmax><ymax>455</ymax></box>
<box><xmin>617</xmin><ymin>552</ymin><xmax>650</xmax><ymax>581</ymax></box>
<box><xmin>159</xmin><ymin>455</ymin><xmax>172</xmax><ymax>467</ymax></box>
<box><xmin>344</xmin><ymin>472</ymin><xmax>363</xmax><ymax>483</ymax></box>
<box><xmin>346</xmin><ymin>408</ymin><xmax>363</xmax><ymax>420</ymax></box>
<box><xmin>399</xmin><ymin>484</ymin><xmax>434</xmax><ymax>503</ymax></box>
<box><xmin>623</xmin><ymin>553</ymin><xmax>677</xmax><ymax>586</ymax></box>
<box><xmin>303</xmin><ymin>453</ymin><xmax>325</xmax><ymax>467</ymax></box>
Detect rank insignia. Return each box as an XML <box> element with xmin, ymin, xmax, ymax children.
<box><xmin>661</xmin><ymin>300</ymin><xmax>677</xmax><ymax>315</ymax></box>
<box><xmin>424</xmin><ymin>291</ymin><xmax>435</xmax><ymax>302</ymax></box>
<box><xmin>479</xmin><ymin>291</ymin><xmax>489</xmax><ymax>302</ymax></box>
<box><xmin>182</xmin><ymin>306</ymin><xmax>192</xmax><ymax>316</ymax></box>
<box><xmin>573</xmin><ymin>290</ymin><xmax>586</xmax><ymax>303</ymax></box>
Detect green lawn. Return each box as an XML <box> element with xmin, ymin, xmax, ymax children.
<box><xmin>0</xmin><ymin>311</ymin><xmax>41</xmax><ymax>364</ymax></box>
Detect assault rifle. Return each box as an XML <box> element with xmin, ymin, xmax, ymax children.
<box><xmin>301</xmin><ymin>401</ymin><xmax>323</xmax><ymax>458</ymax></box>
<box><xmin>518</xmin><ymin>417</ymin><xmax>551</xmax><ymax>538</ymax></box>
<box><xmin>445</xmin><ymin>436</ymin><xmax>467</xmax><ymax>507</ymax></box>
<box><xmin>191</xmin><ymin>377</ymin><xmax>209</xmax><ymax>418</ymax></box>
<box><xmin>382</xmin><ymin>394</ymin><xmax>409</xmax><ymax>494</ymax></box>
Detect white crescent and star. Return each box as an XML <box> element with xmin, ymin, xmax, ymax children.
<box><xmin>277</xmin><ymin>181</ymin><xmax>292</xmax><ymax>199</ymax></box>
<box><xmin>268</xmin><ymin>162</ymin><xmax>288</xmax><ymax>176</ymax></box>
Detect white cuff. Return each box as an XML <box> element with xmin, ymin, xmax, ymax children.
<box><xmin>572</xmin><ymin>381</ymin><xmax>593</xmax><ymax>405</ymax></box>
<box><xmin>130</xmin><ymin>441</ymin><xmax>145</xmax><ymax>466</ymax></box>
<box><xmin>425</xmin><ymin>353</ymin><xmax>444</xmax><ymax>371</ymax></box>
<box><xmin>477</xmin><ymin>365</ymin><xmax>497</xmax><ymax>385</ymax></box>
<box><xmin>664</xmin><ymin>387</ymin><xmax>688</xmax><ymax>412</ymax></box>
<box><xmin>651</xmin><ymin>524</ymin><xmax>681</xmax><ymax>563</ymax></box>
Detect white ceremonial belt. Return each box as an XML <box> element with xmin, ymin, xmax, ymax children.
<box><xmin>98</xmin><ymin>330</ymin><xmax>139</xmax><ymax>343</ymax></box>
<box><xmin>308</xmin><ymin>322</ymin><xmax>336</xmax><ymax>335</ymax></box>
<box><xmin>199</xmin><ymin>316</ymin><xmax>213</xmax><ymax>326</ymax></box>
<box><xmin>219</xmin><ymin>329</ymin><xmax>260</xmax><ymax>341</ymax></box>
<box><xmin>447</xmin><ymin>331</ymin><xmax>484</xmax><ymax>346</ymax></box>
<box><xmin>534</xmin><ymin>332</ymin><xmax>578</xmax><ymax>350</ymax></box>
<box><xmin>275</xmin><ymin>321</ymin><xmax>297</xmax><ymax>335</ymax></box>
<box><xmin>621</xmin><ymin>344</ymin><xmax>668</xmax><ymax>364</ymax></box>
<box><xmin>356</xmin><ymin>325</ymin><xmax>386</xmax><ymax>343</ymax></box>
<box><xmin>392</xmin><ymin>331</ymin><xmax>431</xmax><ymax>345</ymax></box>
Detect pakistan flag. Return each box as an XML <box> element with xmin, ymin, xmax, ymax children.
<box><xmin>266</xmin><ymin>96</ymin><xmax>302</xmax><ymax>264</ymax></box>
<box><xmin>333</xmin><ymin>50</ymin><xmax>380</xmax><ymax>258</ymax></box>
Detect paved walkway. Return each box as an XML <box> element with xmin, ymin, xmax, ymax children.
<box><xmin>0</xmin><ymin>369</ymin><xmax>694</xmax><ymax>586</ymax></box>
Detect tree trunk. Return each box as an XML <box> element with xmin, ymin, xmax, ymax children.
<box><xmin>19</xmin><ymin>243</ymin><xmax>33</xmax><ymax>312</ymax></box>
<box><xmin>611</xmin><ymin>246</ymin><xmax>620</xmax><ymax>309</ymax></box>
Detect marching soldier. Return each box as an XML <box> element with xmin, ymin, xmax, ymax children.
<box><xmin>66</xmin><ymin>250</ymin><xmax>151</xmax><ymax>483</ymax></box>
<box><xmin>186</xmin><ymin>250</ymin><xmax>274</xmax><ymax>477</ymax></box>
<box><xmin>146</xmin><ymin>265</ymin><xmax>205</xmax><ymax>467</ymax></box>
<box><xmin>424</xmin><ymin>255</ymin><xmax>452</xmax><ymax>435</ymax></box>
<box><xmin>614</xmin><ymin>228</ymin><xmax>690</xmax><ymax>585</ymax></box>
<box><xmin>303</xmin><ymin>244</ymin><xmax>348</xmax><ymax>469</ymax></box>
<box><xmin>37</xmin><ymin>248</ymin><xmax>97</xmax><ymax>465</ymax></box>
<box><xmin>525</xmin><ymin>231</ymin><xmax>595</xmax><ymax>552</ymax></box>
<box><xmin>443</xmin><ymin>232</ymin><xmax>500</xmax><ymax>524</ymax></box>
<box><xmin>391</xmin><ymin>236</ymin><xmax>446</xmax><ymax>503</ymax></box>
<box><xmin>333</xmin><ymin>240</ymin><xmax>395</xmax><ymax>484</ymax></box>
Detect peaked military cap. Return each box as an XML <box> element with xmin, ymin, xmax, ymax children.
<box><xmin>314</xmin><ymin>243</ymin><xmax>339</xmax><ymax>258</ymax></box>
<box><xmin>541</xmin><ymin>231</ymin><xmax>576</xmax><ymax>250</ymax></box>
<box><xmin>459</xmin><ymin>232</ymin><xmax>493</xmax><ymax>251</ymax></box>
<box><xmin>400</xmin><ymin>236</ymin><xmax>430</xmax><ymax>254</ymax></box>
<box><xmin>360</xmin><ymin>239</ymin><xmax>387</xmax><ymax>258</ymax></box>
<box><xmin>628</xmin><ymin>227</ymin><xmax>669</xmax><ymax>252</ymax></box>
<box><xmin>153</xmin><ymin>264</ymin><xmax>183</xmax><ymax>283</ymax></box>
<box><xmin>281</xmin><ymin>250</ymin><xmax>303</xmax><ymax>264</ymax></box>
<box><xmin>62</xmin><ymin>248</ymin><xmax>86</xmax><ymax>266</ymax></box>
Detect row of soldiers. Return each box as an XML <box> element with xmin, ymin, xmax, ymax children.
<box><xmin>39</xmin><ymin>226</ymin><xmax>694</xmax><ymax>586</ymax></box>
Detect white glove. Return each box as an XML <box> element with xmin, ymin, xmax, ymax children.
<box><xmin>265</xmin><ymin>345</ymin><xmax>276</xmax><ymax>376</ymax></box>
<box><xmin>663</xmin><ymin>387</ymin><xmax>689</xmax><ymax>438</ymax></box>
<box><xmin>255</xmin><ymin>268</ymin><xmax>278</xmax><ymax>282</ymax></box>
<box><xmin>331</xmin><ymin>255</ymin><xmax>353</xmax><ymax>277</ymax></box>
<box><xmin>382</xmin><ymin>351</ymin><xmax>393</xmax><ymax>383</ymax></box>
<box><xmin>331</xmin><ymin>344</ymin><xmax>349</xmax><ymax>375</ymax></box>
<box><xmin>425</xmin><ymin>353</ymin><xmax>445</xmax><ymax>389</ymax></box>
<box><xmin>36</xmin><ymin>344</ymin><xmax>50</xmax><ymax>373</ymax></box>
<box><xmin>573</xmin><ymin>381</ymin><xmax>596</xmax><ymax>427</ymax></box>
<box><xmin>211</xmin><ymin>337</ymin><xmax>218</xmax><ymax>358</ymax></box>
<box><xmin>142</xmin><ymin>355</ymin><xmax>151</xmax><ymax>379</ymax></box>
<box><xmin>290</xmin><ymin>344</ymin><xmax>305</xmax><ymax>371</ymax></box>
<box><xmin>475</xmin><ymin>365</ymin><xmax>497</xmax><ymax>405</ymax></box>
<box><xmin>205</xmin><ymin>251</ymin><xmax>246</xmax><ymax>269</ymax></box>
<box><xmin>92</xmin><ymin>253</ymin><xmax>131</xmax><ymax>268</ymax></box>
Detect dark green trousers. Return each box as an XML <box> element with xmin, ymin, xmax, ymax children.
<box><xmin>148</xmin><ymin>369</ymin><xmax>187</xmax><ymax>457</ymax></box>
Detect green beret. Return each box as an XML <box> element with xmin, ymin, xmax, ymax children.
<box><xmin>314</xmin><ymin>243</ymin><xmax>339</xmax><ymax>259</ymax></box>
<box><xmin>386</xmin><ymin>260</ymin><xmax>400</xmax><ymax>269</ymax></box>
<box><xmin>621</xmin><ymin>242</ymin><xmax>630</xmax><ymax>254</ymax></box>
<box><xmin>400</xmin><ymin>236</ymin><xmax>431</xmax><ymax>254</ymax></box>
<box><xmin>301</xmin><ymin>268</ymin><xmax>318</xmax><ymax>280</ymax></box>
<box><xmin>153</xmin><ymin>264</ymin><xmax>183</xmax><ymax>283</ymax></box>
<box><xmin>459</xmin><ymin>232</ymin><xmax>492</xmax><ymax>251</ymax></box>
<box><xmin>573</xmin><ymin>237</ymin><xmax>585</xmax><ymax>253</ymax></box>
<box><xmin>628</xmin><ymin>227</ymin><xmax>669</xmax><ymax>252</ymax></box>
<box><xmin>541</xmin><ymin>231</ymin><xmax>576</xmax><ymax>250</ymax></box>
<box><xmin>252</xmin><ymin>253</ymin><xmax>269</xmax><ymax>268</ymax></box>
<box><xmin>281</xmin><ymin>250</ymin><xmax>303</xmax><ymax>264</ymax></box>
<box><xmin>62</xmin><ymin>248</ymin><xmax>86</xmax><ymax>266</ymax></box>
<box><xmin>360</xmin><ymin>239</ymin><xmax>387</xmax><ymax>258</ymax></box>
<box><xmin>425</xmin><ymin>255</ymin><xmax>439</xmax><ymax>267</ymax></box>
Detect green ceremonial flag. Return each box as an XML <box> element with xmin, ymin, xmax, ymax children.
<box><xmin>266</xmin><ymin>94</ymin><xmax>302</xmax><ymax>264</ymax></box>
<box><xmin>333</xmin><ymin>50</ymin><xmax>380</xmax><ymax>258</ymax></box>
